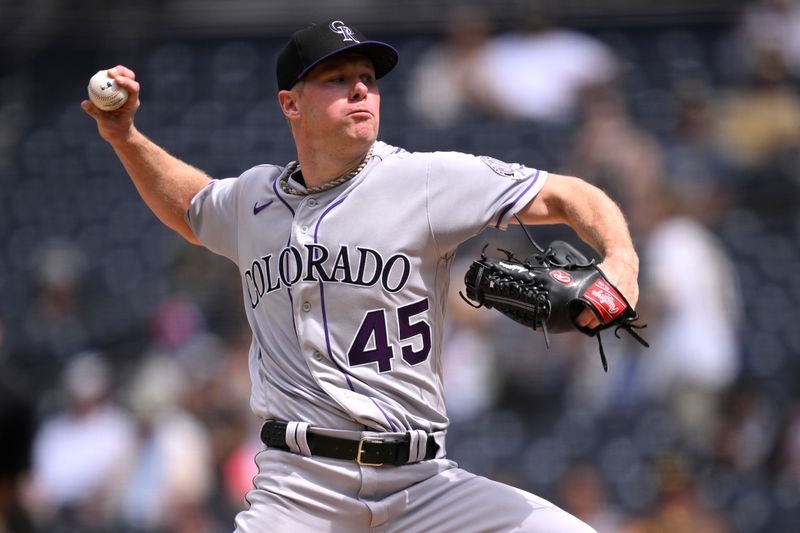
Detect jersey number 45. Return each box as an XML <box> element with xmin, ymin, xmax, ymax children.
<box><xmin>347</xmin><ymin>298</ymin><xmax>431</xmax><ymax>373</ymax></box>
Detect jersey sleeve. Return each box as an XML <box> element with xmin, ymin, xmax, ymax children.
<box><xmin>426</xmin><ymin>152</ymin><xmax>548</xmax><ymax>253</ymax></box>
<box><xmin>184</xmin><ymin>177</ymin><xmax>240</xmax><ymax>263</ymax></box>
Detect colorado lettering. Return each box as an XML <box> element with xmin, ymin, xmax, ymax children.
<box><xmin>244</xmin><ymin>244</ymin><xmax>412</xmax><ymax>308</ymax></box>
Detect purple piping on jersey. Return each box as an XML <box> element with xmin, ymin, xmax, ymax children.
<box><xmin>314</xmin><ymin>196</ymin><xmax>398</xmax><ymax>432</ymax></box>
<box><xmin>314</xmin><ymin>196</ymin><xmax>356</xmax><ymax>392</ymax></box>
<box><xmin>273</xmin><ymin>174</ymin><xmax>296</xmax><ymax>216</ymax></box>
<box><xmin>494</xmin><ymin>170</ymin><xmax>541</xmax><ymax>229</ymax></box>
<box><xmin>273</xmin><ymin>177</ymin><xmax>299</xmax><ymax>337</ymax></box>
<box><xmin>287</xmin><ymin>288</ymin><xmax>298</xmax><ymax>337</ymax></box>
<box><xmin>313</xmin><ymin>196</ymin><xmax>348</xmax><ymax>242</ymax></box>
<box><xmin>370</xmin><ymin>397</ymin><xmax>397</xmax><ymax>432</ymax></box>
<box><xmin>316</xmin><ymin>263</ymin><xmax>355</xmax><ymax>393</ymax></box>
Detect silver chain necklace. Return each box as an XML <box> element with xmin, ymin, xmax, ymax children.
<box><xmin>279</xmin><ymin>145</ymin><xmax>374</xmax><ymax>196</ymax></box>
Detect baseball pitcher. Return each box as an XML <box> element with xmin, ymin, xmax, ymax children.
<box><xmin>82</xmin><ymin>19</ymin><xmax>640</xmax><ymax>533</ymax></box>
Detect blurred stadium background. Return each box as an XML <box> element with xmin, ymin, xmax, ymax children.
<box><xmin>2</xmin><ymin>0</ymin><xmax>800</xmax><ymax>532</ymax></box>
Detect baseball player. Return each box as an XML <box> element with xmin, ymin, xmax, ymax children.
<box><xmin>82</xmin><ymin>20</ymin><xmax>640</xmax><ymax>533</ymax></box>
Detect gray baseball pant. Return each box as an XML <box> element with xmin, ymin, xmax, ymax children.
<box><xmin>233</xmin><ymin>449</ymin><xmax>596</xmax><ymax>533</ymax></box>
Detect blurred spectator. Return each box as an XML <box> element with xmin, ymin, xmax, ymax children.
<box><xmin>737</xmin><ymin>0</ymin><xmax>800</xmax><ymax>78</ymax></box>
<box><xmin>664</xmin><ymin>82</ymin><xmax>732</xmax><ymax>193</ymax></box>
<box><xmin>166</xmin><ymin>244</ymin><xmax>245</xmax><ymax>341</ymax></box>
<box><xmin>0</xmin><ymin>368</ymin><xmax>37</xmax><ymax>533</ymax></box>
<box><xmin>124</xmin><ymin>296</ymin><xmax>247</xmax><ymax>528</ymax></box>
<box><xmin>406</xmin><ymin>7</ymin><xmax>492</xmax><ymax>128</ymax></box>
<box><xmin>778</xmin><ymin>403</ymin><xmax>800</xmax><ymax>480</ymax></box>
<box><xmin>31</xmin><ymin>351</ymin><xmax>135</xmax><ymax>531</ymax></box>
<box><xmin>621</xmin><ymin>455</ymin><xmax>729</xmax><ymax>532</ymax></box>
<box><xmin>150</xmin><ymin>297</ymin><xmax>207</xmax><ymax>352</ymax></box>
<box><xmin>563</xmin><ymin>332</ymin><xmax>647</xmax><ymax>416</ymax></box>
<box><xmin>471</xmin><ymin>16</ymin><xmax>618</xmax><ymax>124</ymax></box>
<box><xmin>639</xmin><ymin>185</ymin><xmax>741</xmax><ymax>452</ymax></box>
<box><xmin>145</xmin><ymin>296</ymin><xmax>228</xmax><ymax>417</ymax></box>
<box><xmin>118</xmin><ymin>354</ymin><xmax>216</xmax><ymax>532</ymax></box>
<box><xmin>203</xmin><ymin>324</ymin><xmax>258</xmax><ymax>521</ymax></box>
<box><xmin>22</xmin><ymin>239</ymin><xmax>89</xmax><ymax>365</ymax></box>
<box><xmin>713</xmin><ymin>381</ymin><xmax>780</xmax><ymax>474</ymax></box>
<box><xmin>771</xmin><ymin>400</ymin><xmax>800</xmax><ymax>528</ymax></box>
<box><xmin>558</xmin><ymin>462</ymin><xmax>624</xmax><ymax>533</ymax></box>
<box><xmin>219</xmin><ymin>430</ymin><xmax>262</xmax><ymax>518</ymax></box>
<box><xmin>714</xmin><ymin>49</ymin><xmax>800</xmax><ymax>168</ymax></box>
<box><xmin>566</xmin><ymin>86</ymin><xmax>665</xmax><ymax>235</ymax></box>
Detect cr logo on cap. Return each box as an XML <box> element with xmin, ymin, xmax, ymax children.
<box><xmin>329</xmin><ymin>20</ymin><xmax>360</xmax><ymax>43</ymax></box>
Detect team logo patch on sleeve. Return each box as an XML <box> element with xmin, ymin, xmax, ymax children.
<box><xmin>479</xmin><ymin>156</ymin><xmax>527</xmax><ymax>180</ymax></box>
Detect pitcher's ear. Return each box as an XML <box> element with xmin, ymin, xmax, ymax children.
<box><xmin>278</xmin><ymin>90</ymin><xmax>300</xmax><ymax>119</ymax></box>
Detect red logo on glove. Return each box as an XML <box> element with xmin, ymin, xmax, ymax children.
<box><xmin>583</xmin><ymin>279</ymin><xmax>626</xmax><ymax>322</ymax></box>
<box><xmin>550</xmin><ymin>270</ymin><xmax>573</xmax><ymax>284</ymax></box>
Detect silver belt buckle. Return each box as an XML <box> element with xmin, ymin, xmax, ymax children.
<box><xmin>356</xmin><ymin>437</ymin><xmax>384</xmax><ymax>466</ymax></box>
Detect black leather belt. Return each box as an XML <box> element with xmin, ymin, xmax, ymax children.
<box><xmin>260</xmin><ymin>420</ymin><xmax>439</xmax><ymax>466</ymax></box>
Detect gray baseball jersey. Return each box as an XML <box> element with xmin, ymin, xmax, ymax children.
<box><xmin>185</xmin><ymin>141</ymin><xmax>547</xmax><ymax>434</ymax></box>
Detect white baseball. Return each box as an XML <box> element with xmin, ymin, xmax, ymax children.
<box><xmin>87</xmin><ymin>70</ymin><xmax>129</xmax><ymax>111</ymax></box>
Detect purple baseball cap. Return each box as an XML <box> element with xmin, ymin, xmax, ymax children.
<box><xmin>276</xmin><ymin>20</ymin><xmax>399</xmax><ymax>91</ymax></box>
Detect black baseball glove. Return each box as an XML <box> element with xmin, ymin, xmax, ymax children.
<box><xmin>461</xmin><ymin>236</ymin><xmax>648</xmax><ymax>371</ymax></box>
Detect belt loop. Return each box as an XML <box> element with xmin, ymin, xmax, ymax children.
<box><xmin>432</xmin><ymin>431</ymin><xmax>446</xmax><ymax>458</ymax></box>
<box><xmin>285</xmin><ymin>421</ymin><xmax>312</xmax><ymax>456</ymax></box>
<box><xmin>406</xmin><ymin>429</ymin><xmax>428</xmax><ymax>463</ymax></box>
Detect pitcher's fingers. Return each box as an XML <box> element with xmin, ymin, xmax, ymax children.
<box><xmin>576</xmin><ymin>308</ymin><xmax>600</xmax><ymax>329</ymax></box>
<box><xmin>81</xmin><ymin>100</ymin><xmax>101</xmax><ymax>117</ymax></box>
<box><xmin>109</xmin><ymin>65</ymin><xmax>136</xmax><ymax>80</ymax></box>
<box><xmin>106</xmin><ymin>71</ymin><xmax>140</xmax><ymax>96</ymax></box>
